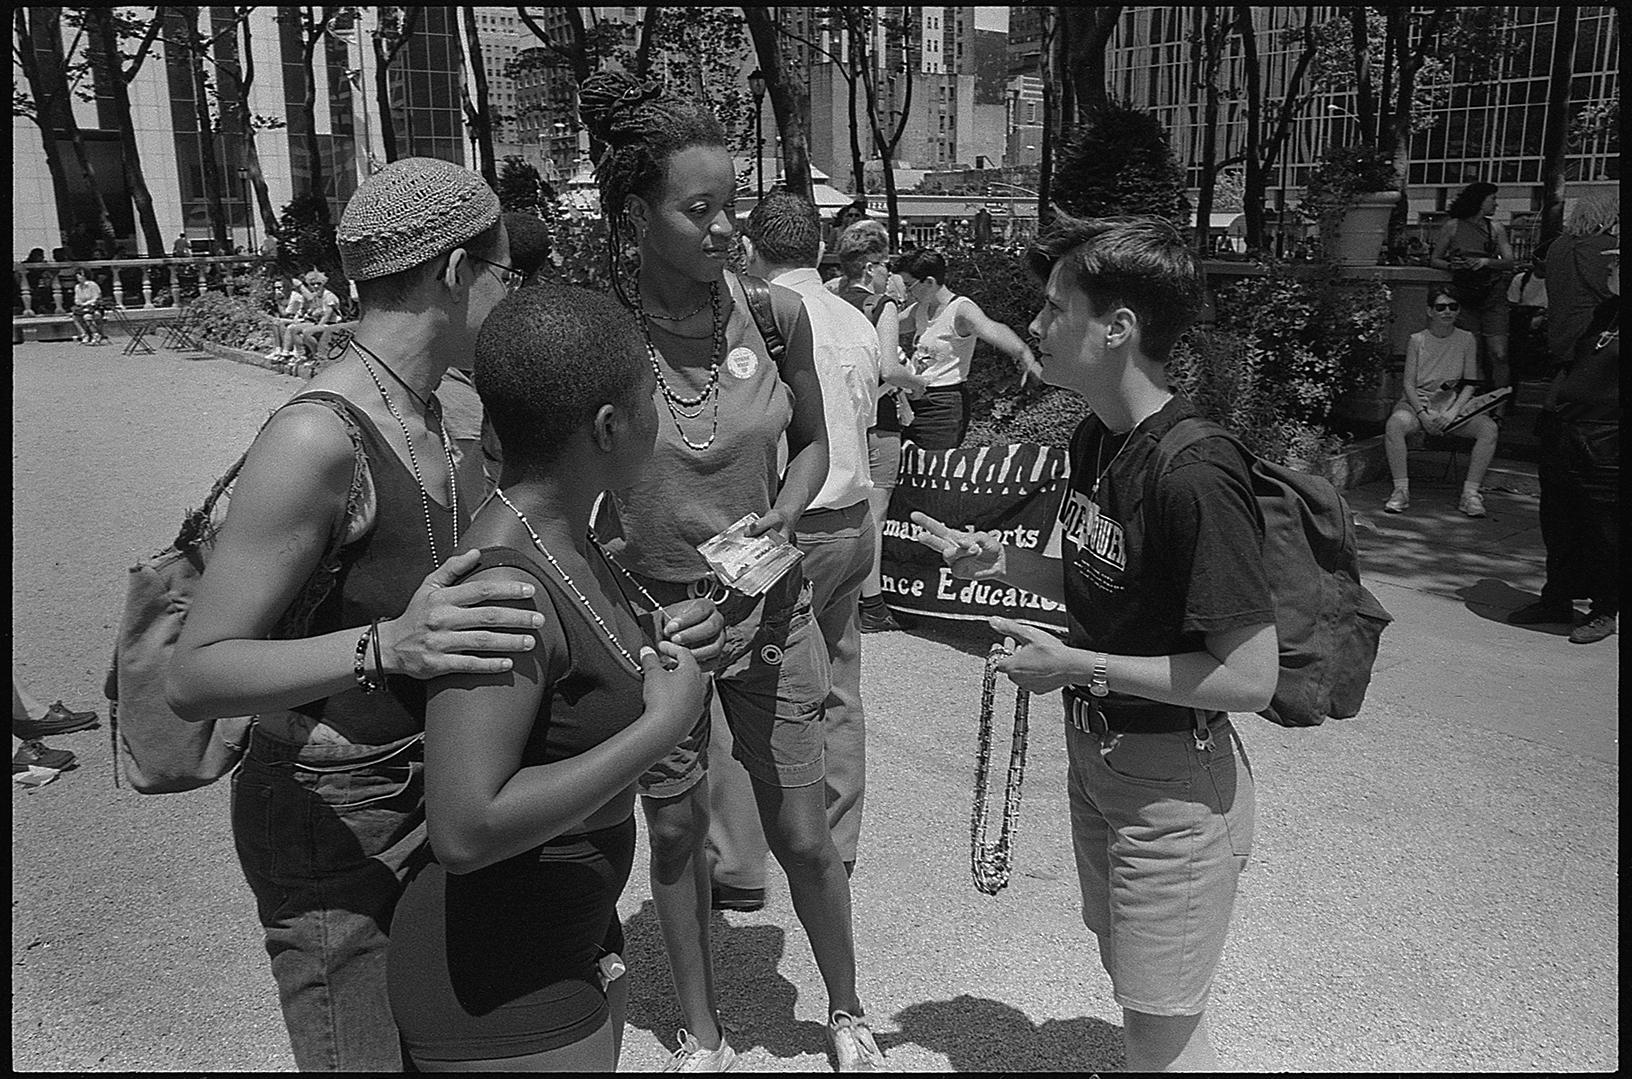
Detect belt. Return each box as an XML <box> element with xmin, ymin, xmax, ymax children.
<box><xmin>1064</xmin><ymin>686</ymin><xmax>1211</xmax><ymax>738</ymax></box>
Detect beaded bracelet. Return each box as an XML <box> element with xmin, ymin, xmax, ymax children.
<box><xmin>354</xmin><ymin>623</ymin><xmax>384</xmax><ymax>694</ymax></box>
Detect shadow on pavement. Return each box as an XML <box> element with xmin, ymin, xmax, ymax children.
<box><xmin>897</xmin><ymin>615</ymin><xmax>1007</xmax><ymax>660</ymax></box>
<box><xmin>1457</xmin><ymin>577</ymin><xmax>1572</xmax><ymax>633</ymax></box>
<box><xmin>619</xmin><ymin>899</ymin><xmax>828</xmax><ymax>1060</ymax></box>
<box><xmin>892</xmin><ymin>994</ymin><xmax>1124</xmax><ymax>1072</ymax></box>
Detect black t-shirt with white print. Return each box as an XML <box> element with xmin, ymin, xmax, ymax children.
<box><xmin>1059</xmin><ymin>395</ymin><xmax>1275</xmax><ymax>725</ymax></box>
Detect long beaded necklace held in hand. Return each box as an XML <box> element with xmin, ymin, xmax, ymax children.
<box><xmin>632</xmin><ymin>277</ymin><xmax>726</xmax><ymax>451</ymax></box>
<box><xmin>493</xmin><ymin>488</ymin><xmax>670</xmax><ymax>672</ymax></box>
<box><xmin>350</xmin><ymin>339</ymin><xmax>459</xmax><ymax>565</ymax></box>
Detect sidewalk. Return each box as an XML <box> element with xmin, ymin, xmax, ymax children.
<box><xmin>10</xmin><ymin>342</ymin><xmax>1618</xmax><ymax>1071</ymax></box>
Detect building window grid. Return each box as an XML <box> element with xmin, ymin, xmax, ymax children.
<box><xmin>1108</xmin><ymin>5</ymin><xmax>1617</xmax><ymax>208</ymax></box>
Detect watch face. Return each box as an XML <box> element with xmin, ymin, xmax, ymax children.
<box><xmin>1089</xmin><ymin>684</ymin><xmax>1109</xmax><ymax>697</ymax></box>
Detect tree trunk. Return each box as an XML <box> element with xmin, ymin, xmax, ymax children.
<box><xmin>1193</xmin><ymin>8</ymin><xmax>1224</xmax><ymax>254</ymax></box>
<box><xmin>634</xmin><ymin>6</ymin><xmax>661</xmax><ymax>78</ymax></box>
<box><xmin>87</xmin><ymin>8</ymin><xmax>165</xmax><ymax>257</ymax></box>
<box><xmin>231</xmin><ymin>13</ymin><xmax>279</xmax><ymax>239</ymax></box>
<box><xmin>299</xmin><ymin>7</ymin><xmax>327</xmax><ymax>205</ymax></box>
<box><xmin>847</xmin><ymin>54</ymin><xmax>866</xmax><ymax>195</ymax></box>
<box><xmin>745</xmin><ymin>8</ymin><xmax>812</xmax><ymax>201</ymax></box>
<box><xmin>184</xmin><ymin>8</ymin><xmax>230</xmax><ymax>252</ymax></box>
<box><xmin>460</xmin><ymin>5</ymin><xmax>498</xmax><ymax>188</ymax></box>
<box><xmin>1064</xmin><ymin>6</ymin><xmax>1121</xmax><ymax>121</ymax></box>
<box><xmin>1538</xmin><ymin>7</ymin><xmax>1579</xmax><ymax>247</ymax></box>
<box><xmin>374</xmin><ymin>30</ymin><xmax>399</xmax><ymax>162</ymax></box>
<box><xmin>15</xmin><ymin>8</ymin><xmax>80</xmax><ymax>245</ymax></box>
<box><xmin>1349</xmin><ymin>8</ymin><xmax>1376</xmax><ymax>145</ymax></box>
<box><xmin>1037</xmin><ymin>9</ymin><xmax>1057</xmax><ymax>225</ymax></box>
<box><xmin>1236</xmin><ymin>5</ymin><xmax>1264</xmax><ymax>249</ymax></box>
<box><xmin>1052</xmin><ymin>7</ymin><xmax>1075</xmax><ymax>132</ymax></box>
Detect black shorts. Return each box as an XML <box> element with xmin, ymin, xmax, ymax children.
<box><xmin>388</xmin><ymin>816</ymin><xmax>635</xmax><ymax>1062</ymax></box>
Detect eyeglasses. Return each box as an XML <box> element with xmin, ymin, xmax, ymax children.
<box><xmin>467</xmin><ymin>253</ymin><xmax>524</xmax><ymax>293</ymax></box>
<box><xmin>1431</xmin><ymin>302</ymin><xmax>1460</xmax><ymax>311</ymax></box>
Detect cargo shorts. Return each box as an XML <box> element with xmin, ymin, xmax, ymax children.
<box><xmin>635</xmin><ymin>567</ymin><xmax>831</xmax><ymax>799</ymax></box>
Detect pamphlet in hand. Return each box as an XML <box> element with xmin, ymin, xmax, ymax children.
<box><xmin>697</xmin><ymin>514</ymin><xmax>804</xmax><ymax>597</ymax></box>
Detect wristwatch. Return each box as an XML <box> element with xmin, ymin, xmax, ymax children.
<box><xmin>1088</xmin><ymin>652</ymin><xmax>1110</xmax><ymax>698</ymax></box>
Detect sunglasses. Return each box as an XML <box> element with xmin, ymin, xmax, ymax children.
<box><xmin>1431</xmin><ymin>302</ymin><xmax>1460</xmax><ymax>311</ymax></box>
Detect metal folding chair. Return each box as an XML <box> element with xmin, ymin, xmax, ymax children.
<box><xmin>107</xmin><ymin>306</ymin><xmax>155</xmax><ymax>356</ymax></box>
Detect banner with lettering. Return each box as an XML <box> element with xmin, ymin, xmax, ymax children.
<box><xmin>880</xmin><ymin>442</ymin><xmax>1069</xmax><ymax>632</ymax></box>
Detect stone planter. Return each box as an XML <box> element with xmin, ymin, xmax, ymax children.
<box><xmin>1320</xmin><ymin>191</ymin><xmax>1401</xmax><ymax>267</ymax></box>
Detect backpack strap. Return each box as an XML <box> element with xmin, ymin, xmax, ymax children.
<box><xmin>737</xmin><ymin>273</ymin><xmax>786</xmax><ymax>368</ymax></box>
<box><xmin>1142</xmin><ymin>414</ymin><xmax>1248</xmax><ymax>747</ymax></box>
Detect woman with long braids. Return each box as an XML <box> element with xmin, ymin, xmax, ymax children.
<box><xmin>578</xmin><ymin>72</ymin><xmax>887</xmax><ymax>1071</ymax></box>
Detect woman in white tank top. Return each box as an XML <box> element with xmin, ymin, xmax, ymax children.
<box><xmin>894</xmin><ymin>248</ymin><xmax>1043</xmax><ymax>449</ymax></box>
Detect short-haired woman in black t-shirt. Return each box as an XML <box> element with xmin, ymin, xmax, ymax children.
<box><xmin>913</xmin><ymin>214</ymin><xmax>1278</xmax><ymax>1072</ymax></box>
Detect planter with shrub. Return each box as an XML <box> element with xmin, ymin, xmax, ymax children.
<box><xmin>1301</xmin><ymin>144</ymin><xmax>1400</xmax><ymax>267</ymax></box>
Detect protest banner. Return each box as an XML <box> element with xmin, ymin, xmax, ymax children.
<box><xmin>880</xmin><ymin>441</ymin><xmax>1069</xmax><ymax>632</ymax></box>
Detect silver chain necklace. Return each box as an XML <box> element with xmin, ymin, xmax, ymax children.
<box><xmin>494</xmin><ymin>489</ymin><xmax>664</xmax><ymax>672</ymax></box>
<box><xmin>352</xmin><ymin>342</ymin><xmax>459</xmax><ymax>565</ymax></box>
<box><xmin>632</xmin><ymin>278</ymin><xmax>726</xmax><ymax>450</ymax></box>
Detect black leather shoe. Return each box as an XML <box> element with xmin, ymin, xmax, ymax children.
<box><xmin>711</xmin><ymin>884</ymin><xmax>765</xmax><ymax>912</ymax></box>
<box><xmin>13</xmin><ymin>740</ymin><xmax>77</xmax><ymax>774</ymax></box>
<box><xmin>13</xmin><ymin>700</ymin><xmax>100</xmax><ymax>740</ymax></box>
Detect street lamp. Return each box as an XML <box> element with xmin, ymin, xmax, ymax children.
<box><xmin>748</xmin><ymin>68</ymin><xmax>766</xmax><ymax>201</ymax></box>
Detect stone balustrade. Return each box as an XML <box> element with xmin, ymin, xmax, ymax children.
<box><xmin>12</xmin><ymin>254</ymin><xmax>267</xmax><ymax>317</ymax></box>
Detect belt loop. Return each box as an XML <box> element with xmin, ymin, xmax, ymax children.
<box><xmin>1192</xmin><ymin>709</ymin><xmax>1214</xmax><ymax>752</ymax></box>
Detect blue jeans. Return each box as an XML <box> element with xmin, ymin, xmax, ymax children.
<box><xmin>231</xmin><ymin>727</ymin><xmax>428</xmax><ymax>1071</ymax></box>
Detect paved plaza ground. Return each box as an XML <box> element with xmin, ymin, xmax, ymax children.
<box><xmin>11</xmin><ymin>341</ymin><xmax>1618</xmax><ymax>1071</ymax></box>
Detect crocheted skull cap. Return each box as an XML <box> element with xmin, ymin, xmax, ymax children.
<box><xmin>338</xmin><ymin>157</ymin><xmax>500</xmax><ymax>281</ymax></box>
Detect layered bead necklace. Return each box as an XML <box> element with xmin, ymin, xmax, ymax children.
<box><xmin>351</xmin><ymin>339</ymin><xmax>459</xmax><ymax>565</ymax></box>
<box><xmin>632</xmin><ymin>277</ymin><xmax>726</xmax><ymax>451</ymax></box>
<box><xmin>493</xmin><ymin>489</ymin><xmax>669</xmax><ymax>673</ymax></box>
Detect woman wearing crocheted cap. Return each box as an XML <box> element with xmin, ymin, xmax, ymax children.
<box><xmin>578</xmin><ymin>70</ymin><xmax>887</xmax><ymax>1072</ymax></box>
<box><xmin>387</xmin><ymin>284</ymin><xmax>719</xmax><ymax>1070</ymax></box>
<box><xmin>166</xmin><ymin>157</ymin><xmax>718</xmax><ymax>1071</ymax></box>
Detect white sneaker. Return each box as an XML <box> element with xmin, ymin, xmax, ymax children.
<box><xmin>829</xmin><ymin>1011</ymin><xmax>888</xmax><ymax>1072</ymax></box>
<box><xmin>1383</xmin><ymin>488</ymin><xmax>1409</xmax><ymax>514</ymax></box>
<box><xmin>662</xmin><ymin>1028</ymin><xmax>737</xmax><ymax>1072</ymax></box>
<box><xmin>1458</xmin><ymin>489</ymin><xmax>1486</xmax><ymax>518</ymax></box>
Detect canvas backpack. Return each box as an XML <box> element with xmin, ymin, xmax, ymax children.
<box><xmin>1147</xmin><ymin>417</ymin><xmax>1393</xmax><ymax>727</ymax></box>
<box><xmin>104</xmin><ymin>393</ymin><xmax>367</xmax><ymax>792</ymax></box>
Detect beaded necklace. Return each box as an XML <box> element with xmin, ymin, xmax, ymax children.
<box><xmin>351</xmin><ymin>340</ymin><xmax>459</xmax><ymax>565</ymax></box>
<box><xmin>632</xmin><ymin>277</ymin><xmax>726</xmax><ymax>450</ymax></box>
<box><xmin>493</xmin><ymin>489</ymin><xmax>670</xmax><ymax>672</ymax></box>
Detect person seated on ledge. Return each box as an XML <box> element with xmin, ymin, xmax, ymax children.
<box><xmin>282</xmin><ymin>269</ymin><xmax>346</xmax><ymax>363</ymax></box>
<box><xmin>69</xmin><ymin>269</ymin><xmax>110</xmax><ymax>344</ymax></box>
<box><xmin>1383</xmin><ymin>287</ymin><xmax>1501</xmax><ymax>518</ymax></box>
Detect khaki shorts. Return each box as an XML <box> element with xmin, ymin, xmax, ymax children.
<box><xmin>637</xmin><ymin>569</ymin><xmax>831</xmax><ymax>799</ymax></box>
<box><xmin>1066</xmin><ymin>715</ymin><xmax>1255</xmax><ymax>1017</ymax></box>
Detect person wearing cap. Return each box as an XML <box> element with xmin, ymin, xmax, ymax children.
<box><xmin>165</xmin><ymin>158</ymin><xmax>568</xmax><ymax>1071</ymax></box>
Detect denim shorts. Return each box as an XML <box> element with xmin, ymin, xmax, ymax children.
<box><xmin>1066</xmin><ymin>714</ymin><xmax>1254</xmax><ymax>1017</ymax></box>
<box><xmin>636</xmin><ymin>568</ymin><xmax>831</xmax><ymax>799</ymax></box>
<box><xmin>231</xmin><ymin>727</ymin><xmax>429</xmax><ymax>1071</ymax></box>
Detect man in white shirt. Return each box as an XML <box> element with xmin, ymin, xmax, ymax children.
<box><xmin>705</xmin><ymin>191</ymin><xmax>883</xmax><ymax>903</ymax></box>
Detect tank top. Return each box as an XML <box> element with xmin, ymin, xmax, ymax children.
<box><xmin>274</xmin><ymin>390</ymin><xmax>464</xmax><ymax>747</ymax></box>
<box><xmin>913</xmin><ymin>293</ymin><xmax>978</xmax><ymax>388</ymax></box>
<box><xmin>468</xmin><ymin>547</ymin><xmax>647</xmax><ymax>766</ymax></box>
<box><xmin>612</xmin><ymin>273</ymin><xmax>796</xmax><ymax>581</ymax></box>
